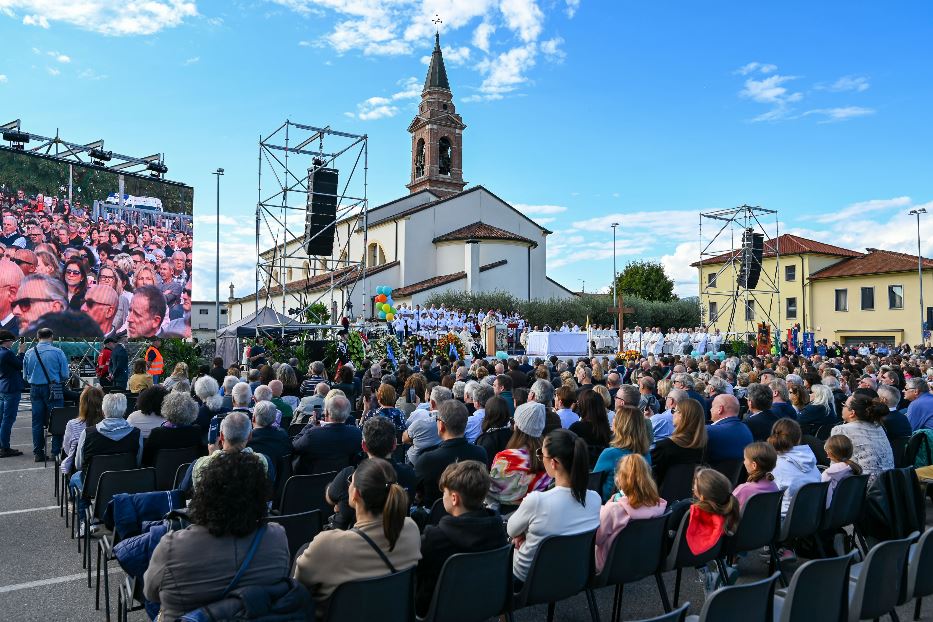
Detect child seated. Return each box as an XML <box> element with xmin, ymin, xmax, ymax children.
<box><xmin>595</xmin><ymin>454</ymin><xmax>667</xmax><ymax>573</ymax></box>
<box><xmin>732</xmin><ymin>442</ymin><xmax>780</xmax><ymax>508</ymax></box>
<box><xmin>821</xmin><ymin>434</ymin><xmax>862</xmax><ymax>507</ymax></box>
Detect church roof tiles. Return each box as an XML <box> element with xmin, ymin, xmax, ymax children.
<box><xmin>432</xmin><ymin>221</ymin><xmax>538</xmax><ymax>247</ymax></box>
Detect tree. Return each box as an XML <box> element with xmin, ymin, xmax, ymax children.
<box><xmin>614</xmin><ymin>261</ymin><xmax>675</xmax><ymax>303</ymax></box>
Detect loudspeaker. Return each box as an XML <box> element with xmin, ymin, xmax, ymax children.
<box><xmin>305</xmin><ymin>167</ymin><xmax>339</xmax><ymax>256</ymax></box>
<box><xmin>737</xmin><ymin>229</ymin><xmax>764</xmax><ymax>289</ymax></box>
<box><xmin>302</xmin><ymin>339</ymin><xmax>328</xmax><ymax>363</ymax></box>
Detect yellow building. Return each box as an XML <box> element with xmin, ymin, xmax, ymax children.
<box><xmin>694</xmin><ymin>234</ymin><xmax>933</xmax><ymax>346</ymax></box>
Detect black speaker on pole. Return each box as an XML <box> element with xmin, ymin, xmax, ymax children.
<box><xmin>736</xmin><ymin>229</ymin><xmax>765</xmax><ymax>289</ymax></box>
<box><xmin>305</xmin><ymin>166</ymin><xmax>339</xmax><ymax>257</ymax></box>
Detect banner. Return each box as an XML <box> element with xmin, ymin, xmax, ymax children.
<box><xmin>802</xmin><ymin>332</ymin><xmax>815</xmax><ymax>356</ymax></box>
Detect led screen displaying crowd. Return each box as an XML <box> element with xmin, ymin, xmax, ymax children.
<box><xmin>0</xmin><ymin>183</ymin><xmax>193</xmax><ymax>340</ymax></box>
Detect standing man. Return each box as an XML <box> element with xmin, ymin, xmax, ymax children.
<box><xmin>108</xmin><ymin>335</ymin><xmax>129</xmax><ymax>391</ymax></box>
<box><xmin>145</xmin><ymin>337</ymin><xmax>164</xmax><ymax>384</ymax></box>
<box><xmin>96</xmin><ymin>338</ymin><xmax>113</xmax><ymax>389</ymax></box>
<box><xmin>0</xmin><ymin>330</ymin><xmax>26</xmax><ymax>457</ymax></box>
<box><xmin>23</xmin><ymin>328</ymin><xmax>69</xmax><ymax>462</ymax></box>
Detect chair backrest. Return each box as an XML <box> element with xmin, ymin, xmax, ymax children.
<box><xmin>287</xmin><ymin>423</ymin><xmax>305</xmax><ymax>438</ymax></box>
<box><xmin>597</xmin><ymin>513</ymin><xmax>669</xmax><ymax>586</ymax></box>
<box><xmin>659</xmin><ymin>462</ymin><xmax>699</xmax><ymax>503</ymax></box>
<box><xmin>780</xmin><ymin>481</ymin><xmax>828</xmax><ymax>541</ymax></box>
<box><xmin>279</xmin><ymin>472</ymin><xmax>337</xmax><ymax>516</ymax></box>
<box><xmin>518</xmin><ymin>529</ymin><xmax>596</xmax><ymax>607</ymax></box>
<box><xmin>587</xmin><ymin>470</ymin><xmax>608</xmax><ymax>493</ymax></box>
<box><xmin>801</xmin><ymin>434</ymin><xmax>829</xmax><ymax>466</ymax></box>
<box><xmin>48</xmin><ymin>406</ymin><xmax>75</xmax><ymax>436</ymax></box>
<box><xmin>710</xmin><ymin>459</ymin><xmax>744</xmax><ymax>487</ymax></box>
<box><xmin>849</xmin><ymin>536</ymin><xmax>913</xmax><ymax>620</ymax></box>
<box><xmin>724</xmin><ymin>490</ymin><xmax>783</xmax><ymax>556</ymax></box>
<box><xmin>427</xmin><ymin>497</ymin><xmax>447</xmax><ymax>527</ymax></box>
<box><xmin>889</xmin><ymin>436</ymin><xmax>910</xmax><ymax>468</ymax></box>
<box><xmin>173</xmin><ymin>462</ymin><xmax>191</xmax><ymax>490</ymax></box>
<box><xmin>908</xmin><ymin>528</ymin><xmax>933</xmax><ymax>602</ymax></box>
<box><xmin>696</xmin><ymin>572</ymin><xmax>780</xmax><ymax>622</ymax></box>
<box><xmin>92</xmin><ymin>467</ymin><xmax>157</xmax><ymax>521</ymax></box>
<box><xmin>273</xmin><ymin>453</ymin><xmax>294</xmax><ymax>511</ymax></box>
<box><xmin>666</xmin><ymin>510</ymin><xmax>725</xmax><ymax>570</ymax></box>
<box><xmin>778</xmin><ymin>553</ymin><xmax>853</xmax><ymax>622</ymax></box>
<box><xmin>421</xmin><ymin>543</ymin><xmax>512</xmax><ymax>622</ymax></box>
<box><xmin>264</xmin><ymin>510</ymin><xmax>322</xmax><ymax>562</ymax></box>
<box><xmin>819</xmin><ymin>474</ymin><xmax>868</xmax><ymax>531</ymax></box>
<box><xmin>153</xmin><ymin>446</ymin><xmax>202</xmax><ymax>490</ymax></box>
<box><xmin>324</xmin><ymin>567</ymin><xmax>414</xmax><ymax>622</ymax></box>
<box><xmin>82</xmin><ymin>452</ymin><xmax>138</xmax><ymax>501</ymax></box>
<box><xmin>631</xmin><ymin>603</ymin><xmax>690</xmax><ymax>622</ymax></box>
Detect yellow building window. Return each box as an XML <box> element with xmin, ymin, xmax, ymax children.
<box><xmin>835</xmin><ymin>289</ymin><xmax>848</xmax><ymax>312</ymax></box>
<box><xmin>889</xmin><ymin>285</ymin><xmax>904</xmax><ymax>309</ymax></box>
<box><xmin>861</xmin><ymin>287</ymin><xmax>874</xmax><ymax>311</ymax></box>
<box><xmin>786</xmin><ymin>297</ymin><xmax>797</xmax><ymax>319</ymax></box>
<box><xmin>785</xmin><ymin>265</ymin><xmax>796</xmax><ymax>281</ymax></box>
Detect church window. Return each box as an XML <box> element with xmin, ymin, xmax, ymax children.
<box><xmin>367</xmin><ymin>242</ymin><xmax>386</xmax><ymax>267</ymax></box>
<box><xmin>415</xmin><ymin>139</ymin><xmax>425</xmax><ymax>178</ymax></box>
<box><xmin>438</xmin><ymin>137</ymin><xmax>452</xmax><ymax>175</ymax></box>
<box><xmin>302</xmin><ymin>260</ymin><xmax>311</xmax><ymax>279</ymax></box>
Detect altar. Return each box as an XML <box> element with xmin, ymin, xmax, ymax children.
<box><xmin>525</xmin><ymin>331</ymin><xmax>588</xmax><ymax>357</ymax></box>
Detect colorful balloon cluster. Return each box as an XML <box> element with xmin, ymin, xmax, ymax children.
<box><xmin>374</xmin><ymin>285</ymin><xmax>396</xmax><ymax>321</ymax></box>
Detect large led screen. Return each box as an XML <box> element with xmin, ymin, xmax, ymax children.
<box><xmin>0</xmin><ymin>147</ymin><xmax>194</xmax><ymax>339</ymax></box>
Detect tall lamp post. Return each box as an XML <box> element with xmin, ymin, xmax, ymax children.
<box><xmin>213</xmin><ymin>168</ymin><xmax>224</xmax><ymax>332</ymax></box>
<box><xmin>611</xmin><ymin>222</ymin><xmax>619</xmax><ymax>331</ymax></box>
<box><xmin>910</xmin><ymin>208</ymin><xmax>927</xmax><ymax>345</ymax></box>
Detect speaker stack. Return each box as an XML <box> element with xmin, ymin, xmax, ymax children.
<box><xmin>737</xmin><ymin>228</ymin><xmax>764</xmax><ymax>289</ymax></box>
<box><xmin>304</xmin><ymin>165</ymin><xmax>339</xmax><ymax>257</ymax></box>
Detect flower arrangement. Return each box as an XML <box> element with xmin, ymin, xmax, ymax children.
<box><xmin>622</xmin><ymin>349</ymin><xmax>641</xmax><ymax>361</ymax></box>
<box><xmin>404</xmin><ymin>334</ymin><xmax>432</xmax><ymax>362</ymax></box>
<box><xmin>371</xmin><ymin>334</ymin><xmax>402</xmax><ymax>370</ymax></box>
<box><xmin>436</xmin><ymin>332</ymin><xmax>466</xmax><ymax>361</ymax></box>
<box><xmin>346</xmin><ymin>331</ymin><xmax>367</xmax><ymax>370</ymax></box>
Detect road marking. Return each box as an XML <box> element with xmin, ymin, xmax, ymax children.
<box><xmin>0</xmin><ymin>505</ymin><xmax>58</xmax><ymax>516</ymax></box>
<box><xmin>0</xmin><ymin>569</ymin><xmax>120</xmax><ymax>594</ymax></box>
<box><xmin>0</xmin><ymin>466</ymin><xmax>45</xmax><ymax>474</ymax></box>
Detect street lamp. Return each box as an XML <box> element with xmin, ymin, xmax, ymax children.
<box><xmin>611</xmin><ymin>222</ymin><xmax>619</xmax><ymax>331</ymax></box>
<box><xmin>213</xmin><ymin>168</ymin><xmax>224</xmax><ymax>332</ymax></box>
<box><xmin>910</xmin><ymin>208</ymin><xmax>927</xmax><ymax>345</ymax></box>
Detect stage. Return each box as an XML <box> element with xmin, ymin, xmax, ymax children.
<box><xmin>525</xmin><ymin>331</ymin><xmax>588</xmax><ymax>357</ymax></box>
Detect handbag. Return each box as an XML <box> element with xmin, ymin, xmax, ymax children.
<box><xmin>34</xmin><ymin>348</ymin><xmax>64</xmax><ymax>402</ymax></box>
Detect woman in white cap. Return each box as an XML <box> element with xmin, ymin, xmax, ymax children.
<box><xmin>486</xmin><ymin>401</ymin><xmax>552</xmax><ymax>512</ymax></box>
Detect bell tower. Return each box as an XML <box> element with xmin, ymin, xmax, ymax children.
<box><xmin>406</xmin><ymin>32</ymin><xmax>466</xmax><ymax>197</ymax></box>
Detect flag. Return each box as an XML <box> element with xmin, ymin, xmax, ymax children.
<box><xmin>415</xmin><ymin>343</ymin><xmax>423</xmax><ymax>358</ymax></box>
<box><xmin>586</xmin><ymin>315</ymin><xmax>590</xmax><ymax>331</ymax></box>
<box><xmin>386</xmin><ymin>343</ymin><xmax>397</xmax><ymax>368</ymax></box>
<box><xmin>449</xmin><ymin>341</ymin><xmax>458</xmax><ymax>361</ymax></box>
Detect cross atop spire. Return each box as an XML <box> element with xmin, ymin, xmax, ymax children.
<box><xmin>424</xmin><ymin>21</ymin><xmax>450</xmax><ymax>91</ymax></box>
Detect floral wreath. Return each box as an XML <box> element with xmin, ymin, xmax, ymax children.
<box><xmin>436</xmin><ymin>332</ymin><xmax>466</xmax><ymax>361</ymax></box>
<box><xmin>346</xmin><ymin>331</ymin><xmax>367</xmax><ymax>370</ymax></box>
<box><xmin>403</xmin><ymin>334</ymin><xmax>432</xmax><ymax>362</ymax></box>
<box><xmin>371</xmin><ymin>333</ymin><xmax>402</xmax><ymax>371</ymax></box>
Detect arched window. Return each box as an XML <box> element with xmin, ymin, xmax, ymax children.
<box><xmin>367</xmin><ymin>242</ymin><xmax>386</xmax><ymax>267</ymax></box>
<box><xmin>302</xmin><ymin>260</ymin><xmax>311</xmax><ymax>279</ymax></box>
<box><xmin>287</xmin><ymin>267</ymin><xmax>294</xmax><ymax>282</ymax></box>
<box><xmin>414</xmin><ymin>138</ymin><xmax>425</xmax><ymax>178</ymax></box>
<box><xmin>438</xmin><ymin>137</ymin><xmax>452</xmax><ymax>175</ymax></box>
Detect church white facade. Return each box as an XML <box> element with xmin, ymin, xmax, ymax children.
<box><xmin>227</xmin><ymin>34</ymin><xmax>574</xmax><ymax>324</ymax></box>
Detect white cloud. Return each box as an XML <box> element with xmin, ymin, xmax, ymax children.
<box><xmin>6</xmin><ymin>1</ymin><xmax>197</xmax><ymax>35</ymax></box>
<box><xmin>564</xmin><ymin>0</ymin><xmax>580</xmax><ymax>18</ymax></box>
<box><xmin>802</xmin><ymin>106</ymin><xmax>875</xmax><ymax>123</ymax></box>
<box><xmin>500</xmin><ymin>0</ymin><xmax>544</xmax><ymax>43</ymax></box>
<box><xmin>739</xmin><ymin>71</ymin><xmax>802</xmax><ymax>122</ymax></box>
<box><xmin>817</xmin><ymin>75</ymin><xmax>870</xmax><ymax>92</ymax></box>
<box><xmin>735</xmin><ymin>62</ymin><xmax>777</xmax><ymax>76</ymax></box>
<box><xmin>420</xmin><ymin>45</ymin><xmax>471</xmax><ymax>66</ymax></box>
<box><xmin>298</xmin><ymin>40</ymin><xmax>313</xmax><ymax>46</ymax></box>
<box><xmin>540</xmin><ymin>36</ymin><xmax>565</xmax><ymax>62</ymax></box>
<box><xmin>51</xmin><ymin>52</ymin><xmax>70</xmax><ymax>63</ymax></box>
<box><xmin>815</xmin><ymin>196</ymin><xmax>912</xmax><ymax>224</ymax></box>
<box><xmin>0</xmin><ymin>75</ymin><xmax>7</xmax><ymax>83</ymax></box>
<box><xmin>470</xmin><ymin>43</ymin><xmax>537</xmax><ymax>101</ymax></box>
<box><xmin>346</xmin><ymin>76</ymin><xmax>422</xmax><ymax>120</ymax></box>
<box><xmin>78</xmin><ymin>68</ymin><xmax>107</xmax><ymax>80</ymax></box>
<box><xmin>46</xmin><ymin>66</ymin><xmax>60</xmax><ymax>76</ymax></box>
<box><xmin>511</xmin><ymin>203</ymin><xmax>567</xmax><ymax>215</ymax></box>
<box><xmin>194</xmin><ymin>214</ymin><xmax>239</xmax><ymax>226</ymax></box>
<box><xmin>183</xmin><ymin>56</ymin><xmax>200</xmax><ymax>65</ymax></box>
<box><xmin>472</xmin><ymin>20</ymin><xmax>495</xmax><ymax>53</ymax></box>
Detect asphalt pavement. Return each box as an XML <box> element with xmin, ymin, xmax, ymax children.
<box><xmin>1</xmin><ymin>398</ymin><xmax>930</xmax><ymax>621</ymax></box>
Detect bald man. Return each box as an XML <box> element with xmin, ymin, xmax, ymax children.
<box><xmin>81</xmin><ymin>284</ymin><xmax>119</xmax><ymax>337</ymax></box>
<box><xmin>13</xmin><ymin>249</ymin><xmax>37</xmax><ymax>276</ymax></box>
<box><xmin>0</xmin><ymin>260</ymin><xmax>23</xmax><ymax>335</ymax></box>
<box><xmin>705</xmin><ymin>393</ymin><xmax>753</xmax><ymax>463</ymax></box>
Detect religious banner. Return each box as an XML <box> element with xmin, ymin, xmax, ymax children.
<box><xmin>802</xmin><ymin>332</ymin><xmax>815</xmax><ymax>356</ymax></box>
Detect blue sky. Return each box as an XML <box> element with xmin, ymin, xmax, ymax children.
<box><xmin>2</xmin><ymin>1</ymin><xmax>933</xmax><ymax>300</ymax></box>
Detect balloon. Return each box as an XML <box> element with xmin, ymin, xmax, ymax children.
<box><xmin>378</xmin><ymin>311</ymin><xmax>387</xmax><ymax>319</ymax></box>
<box><xmin>386</xmin><ymin>313</ymin><xmax>395</xmax><ymax>321</ymax></box>
<box><xmin>384</xmin><ymin>303</ymin><xmax>393</xmax><ymax>313</ymax></box>
<box><xmin>375</xmin><ymin>294</ymin><xmax>387</xmax><ymax>303</ymax></box>
<box><xmin>384</xmin><ymin>288</ymin><xmax>392</xmax><ymax>296</ymax></box>
<box><xmin>386</xmin><ymin>298</ymin><xmax>393</xmax><ymax>307</ymax></box>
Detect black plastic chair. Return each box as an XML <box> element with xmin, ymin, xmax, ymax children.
<box><xmin>264</xmin><ymin>510</ymin><xmax>323</xmax><ymax>562</ymax></box>
<box><xmin>152</xmin><ymin>446</ymin><xmax>201</xmax><ymax>491</ymax></box>
<box><xmin>47</xmin><ymin>406</ymin><xmax>75</xmax><ymax>492</ymax></box>
<box><xmin>818</xmin><ymin>474</ymin><xmax>868</xmax><ymax>556</ymax></box>
<box><xmin>323</xmin><ymin>567</ymin><xmax>415</xmax><ymax>622</ymax></box>
<box><xmin>278</xmin><ymin>471</ymin><xmax>338</xmax><ymax>526</ymax></box>
<box><xmin>848</xmin><ymin>535</ymin><xmax>913</xmax><ymax>622</ymax></box>
<box><xmin>117</xmin><ymin>575</ymin><xmax>146</xmax><ymax>622</ymax></box>
<box><xmin>709</xmin><ymin>459</ymin><xmax>744</xmax><ymax>487</ymax></box>
<box><xmin>172</xmin><ymin>462</ymin><xmax>191</xmax><ymax>490</ymax></box>
<box><xmin>427</xmin><ymin>497</ymin><xmax>447</xmax><ymax>527</ymax></box>
<box><xmin>272</xmin><ymin>453</ymin><xmax>293</xmax><ymax>511</ymax></box>
<box><xmin>90</xmin><ymin>468</ymin><xmax>156</xmax><ymax>615</ymax></box>
<box><xmin>907</xmin><ymin>528</ymin><xmax>933</xmax><ymax>621</ymax></box>
<box><xmin>633</xmin><ymin>603</ymin><xmax>690</xmax><ymax>622</ymax></box>
<box><xmin>74</xmin><ymin>453</ymin><xmax>138</xmax><ymax>546</ymax></box>
<box><xmin>587</xmin><ymin>513</ymin><xmax>671</xmax><ymax>622</ymax></box>
<box><xmin>658</xmin><ymin>463</ymin><xmax>699</xmax><ymax>503</ymax></box>
<box><xmin>684</xmin><ymin>572</ymin><xmax>780</xmax><ymax>622</ymax></box>
<box><xmin>587</xmin><ymin>470</ymin><xmax>608</xmax><ymax>494</ymax></box>
<box><xmin>417</xmin><ymin>543</ymin><xmax>512</xmax><ymax>622</ymax></box>
<box><xmin>773</xmin><ymin>481</ymin><xmax>828</xmax><ymax>584</ymax></box>
<box><xmin>772</xmin><ymin>552</ymin><xmax>854</xmax><ymax>622</ymax></box>
<box><xmin>511</xmin><ymin>529</ymin><xmax>599</xmax><ymax>622</ymax></box>
<box><xmin>890</xmin><ymin>436</ymin><xmax>911</xmax><ymax>468</ymax></box>
<box><xmin>661</xmin><ymin>510</ymin><xmax>726</xmax><ymax>608</ymax></box>
<box><xmin>287</xmin><ymin>423</ymin><xmax>305</xmax><ymax>438</ymax></box>
<box><xmin>722</xmin><ymin>490</ymin><xmax>783</xmax><ymax>573</ymax></box>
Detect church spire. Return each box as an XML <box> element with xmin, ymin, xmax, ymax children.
<box><xmin>424</xmin><ymin>32</ymin><xmax>450</xmax><ymax>91</ymax></box>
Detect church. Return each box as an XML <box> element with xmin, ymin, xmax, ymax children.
<box><xmin>227</xmin><ymin>34</ymin><xmax>575</xmax><ymax>324</ymax></box>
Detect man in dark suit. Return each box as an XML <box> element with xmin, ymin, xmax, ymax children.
<box><xmin>769</xmin><ymin>379</ymin><xmax>799</xmax><ymax>421</ymax></box>
<box><xmin>743</xmin><ymin>383</ymin><xmax>781</xmax><ymax>441</ymax></box>
<box><xmin>0</xmin><ymin>330</ymin><xmax>25</xmax><ymax>457</ymax></box>
<box><xmin>291</xmin><ymin>394</ymin><xmax>362</xmax><ymax>474</ymax></box>
<box><xmin>248</xmin><ymin>401</ymin><xmax>291</xmax><ymax>461</ymax></box>
<box><xmin>706</xmin><ymin>394</ymin><xmax>753</xmax><ymax>463</ymax></box>
<box><xmin>108</xmin><ymin>335</ymin><xmax>129</xmax><ymax>391</ymax></box>
<box><xmin>415</xmin><ymin>400</ymin><xmax>487</xmax><ymax>507</ymax></box>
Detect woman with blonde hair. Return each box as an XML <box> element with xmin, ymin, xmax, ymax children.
<box><xmin>799</xmin><ymin>383</ymin><xmax>838</xmax><ymax>435</ymax></box>
<box><xmin>657</xmin><ymin>378</ymin><xmax>673</xmax><ymax>401</ymax></box>
<box><xmin>162</xmin><ymin>362</ymin><xmax>189</xmax><ymax>391</ymax></box>
<box><xmin>593</xmin><ymin>405</ymin><xmax>652</xmax><ymax>500</ymax></box>
<box><xmin>61</xmin><ymin>386</ymin><xmax>105</xmax><ymax>475</ymax></box>
<box><xmin>592</xmin><ymin>362</ymin><xmax>605</xmax><ymax>385</ymax></box>
<box><xmin>650</xmin><ymin>397</ymin><xmax>707</xmax><ymax>485</ymax></box>
<box><xmin>35</xmin><ymin>249</ymin><xmax>61</xmax><ymax>279</ymax></box>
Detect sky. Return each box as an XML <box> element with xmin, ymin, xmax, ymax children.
<box><xmin>2</xmin><ymin>1</ymin><xmax>933</xmax><ymax>301</ymax></box>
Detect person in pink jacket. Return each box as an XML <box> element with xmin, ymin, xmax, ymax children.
<box><xmin>821</xmin><ymin>434</ymin><xmax>862</xmax><ymax>507</ymax></box>
<box><xmin>595</xmin><ymin>454</ymin><xmax>667</xmax><ymax>573</ymax></box>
